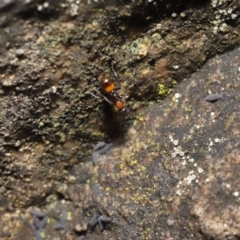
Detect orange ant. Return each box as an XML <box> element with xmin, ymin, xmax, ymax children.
<box><xmin>89</xmin><ymin>63</ymin><xmax>125</xmax><ymax>112</ymax></box>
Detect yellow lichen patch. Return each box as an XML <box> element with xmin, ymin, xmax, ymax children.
<box><xmin>129</xmin><ymin>159</ymin><xmax>138</xmax><ymax>165</ymax></box>
<box><xmin>172</xmin><ymin>80</ymin><xmax>178</xmax><ymax>85</ymax></box>
<box><xmin>184</xmin><ymin>106</ymin><xmax>192</xmax><ymax>112</ymax></box>
<box><xmin>67</xmin><ymin>211</ymin><xmax>72</xmax><ymax>221</ymax></box>
<box><xmin>158</xmin><ymin>83</ymin><xmax>172</xmax><ymax>96</ymax></box>
<box><xmin>131</xmin><ymin>191</ymin><xmax>149</xmax><ymax>205</ymax></box>
<box><xmin>40</xmin><ymin>232</ymin><xmax>45</xmax><ymax>238</ymax></box>
<box><xmin>141</xmin><ymin>166</ymin><xmax>146</xmax><ymax>171</ymax></box>
<box><xmin>137</xmin><ymin>116</ymin><xmax>145</xmax><ymax>122</ymax></box>
<box><xmin>119</xmin><ymin>163</ymin><xmax>125</xmax><ymax>170</ymax></box>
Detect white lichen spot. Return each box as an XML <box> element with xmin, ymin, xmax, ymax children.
<box><xmin>173</xmin><ymin>65</ymin><xmax>179</xmax><ymax>70</ymax></box>
<box><xmin>70</xmin><ymin>3</ymin><xmax>79</xmax><ymax>16</ymax></box>
<box><xmin>198</xmin><ymin>168</ymin><xmax>204</xmax><ymax>174</ymax></box>
<box><xmin>219</xmin><ymin>23</ymin><xmax>228</xmax><ymax>32</ymax></box>
<box><xmin>213</xmin><ymin>26</ymin><xmax>218</xmax><ymax>35</ymax></box>
<box><xmin>171</xmin><ymin>13</ymin><xmax>177</xmax><ymax>18</ymax></box>
<box><xmin>227</xmin><ymin>9</ymin><xmax>232</xmax><ymax>14</ymax></box>
<box><xmin>210</xmin><ymin>112</ymin><xmax>215</xmax><ymax>116</ymax></box>
<box><xmin>43</xmin><ymin>2</ymin><xmax>49</xmax><ymax>8</ymax></box>
<box><xmin>231</xmin><ymin>14</ymin><xmax>237</xmax><ymax>20</ymax></box>
<box><xmin>179</xmin><ymin>151</ymin><xmax>184</xmax><ymax>157</ymax></box>
<box><xmin>37</xmin><ymin>5</ymin><xmax>43</xmax><ymax>11</ymax></box>
<box><xmin>226</xmin><ymin>183</ymin><xmax>231</xmax><ymax>188</ymax></box>
<box><xmin>233</xmin><ymin>191</ymin><xmax>239</xmax><ymax>197</ymax></box>
<box><xmin>180</xmin><ymin>12</ymin><xmax>186</xmax><ymax>18</ymax></box>
<box><xmin>175</xmin><ymin>93</ymin><xmax>181</xmax><ymax>99</ymax></box>
<box><xmin>181</xmin><ymin>160</ymin><xmax>186</xmax><ymax>166</ymax></box>
<box><xmin>14</xmin><ymin>140</ymin><xmax>21</xmax><ymax>147</ymax></box>
<box><xmin>211</xmin><ymin>0</ymin><xmax>236</xmax><ymax>34</ymax></box>
<box><xmin>171</xmin><ymin>140</ymin><xmax>186</xmax><ymax>158</ymax></box>
<box><xmin>189</xmin><ymin>158</ymin><xmax>194</xmax><ymax>163</ymax></box>
<box><xmin>173</xmin><ymin>140</ymin><xmax>179</xmax><ymax>146</ymax></box>
<box><xmin>51</xmin><ymin>86</ymin><xmax>57</xmax><ymax>93</ymax></box>
<box><xmin>15</xmin><ymin>48</ymin><xmax>24</xmax><ymax>56</ymax></box>
<box><xmin>185</xmin><ymin>173</ymin><xmax>196</xmax><ymax>185</ymax></box>
<box><xmin>173</xmin><ymin>147</ymin><xmax>179</xmax><ymax>153</ymax></box>
<box><xmin>214</xmin><ymin>138</ymin><xmax>220</xmax><ymax>143</ymax></box>
<box><xmin>176</xmin><ymin>190</ymin><xmax>181</xmax><ymax>196</ymax></box>
<box><xmin>205</xmin><ymin>178</ymin><xmax>210</xmax><ymax>183</ymax></box>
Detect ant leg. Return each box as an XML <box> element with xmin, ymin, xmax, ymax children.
<box><xmin>101</xmin><ymin>94</ymin><xmax>113</xmax><ymax>105</ymax></box>
<box><xmin>86</xmin><ymin>91</ymin><xmax>100</xmax><ymax>99</ymax></box>
<box><xmin>111</xmin><ymin>61</ymin><xmax>118</xmax><ymax>80</ymax></box>
<box><xmin>87</xmin><ymin>90</ymin><xmax>113</xmax><ymax>106</ymax></box>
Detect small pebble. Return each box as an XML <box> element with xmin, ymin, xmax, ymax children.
<box><xmin>89</xmin><ymin>213</ymin><xmax>99</xmax><ymax>228</ymax></box>
<box><xmin>97</xmin><ymin>143</ymin><xmax>113</xmax><ymax>154</ymax></box>
<box><xmin>53</xmin><ymin>223</ymin><xmax>65</xmax><ymax>230</ymax></box>
<box><xmin>98</xmin><ymin>219</ymin><xmax>104</xmax><ymax>231</ymax></box>
<box><xmin>92</xmin><ymin>142</ymin><xmax>113</xmax><ymax>165</ymax></box>
<box><xmin>33</xmin><ymin>215</ymin><xmax>41</xmax><ymax>231</ymax></box>
<box><xmin>98</xmin><ymin>216</ymin><xmax>112</xmax><ymax>231</ymax></box>
<box><xmin>34</xmin><ymin>230</ymin><xmax>42</xmax><ymax>240</ymax></box>
<box><xmin>92</xmin><ymin>152</ymin><xmax>99</xmax><ymax>165</ymax></box>
<box><xmin>30</xmin><ymin>210</ymin><xmax>48</xmax><ymax>240</ymax></box>
<box><xmin>89</xmin><ymin>213</ymin><xmax>111</xmax><ymax>231</ymax></box>
<box><xmin>29</xmin><ymin>209</ymin><xmax>46</xmax><ymax>218</ymax></box>
<box><xmin>205</xmin><ymin>94</ymin><xmax>223</xmax><ymax>102</ymax></box>
<box><xmin>93</xmin><ymin>142</ymin><xmax>106</xmax><ymax>152</ymax></box>
<box><xmin>92</xmin><ymin>184</ymin><xmax>100</xmax><ymax>197</ymax></box>
<box><xmin>33</xmin><ymin>215</ymin><xmax>48</xmax><ymax>231</ymax></box>
<box><xmin>54</xmin><ymin>209</ymin><xmax>67</xmax><ymax>231</ymax></box>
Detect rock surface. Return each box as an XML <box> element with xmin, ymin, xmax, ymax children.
<box><xmin>0</xmin><ymin>0</ymin><xmax>240</xmax><ymax>239</ymax></box>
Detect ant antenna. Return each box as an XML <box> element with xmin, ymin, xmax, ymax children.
<box><xmin>109</xmin><ymin>60</ymin><xmax>118</xmax><ymax>80</ymax></box>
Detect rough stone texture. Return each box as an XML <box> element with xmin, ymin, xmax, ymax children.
<box><xmin>0</xmin><ymin>0</ymin><xmax>240</xmax><ymax>239</ymax></box>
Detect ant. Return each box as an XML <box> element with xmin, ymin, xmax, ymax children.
<box><xmin>88</xmin><ymin>63</ymin><xmax>125</xmax><ymax>112</ymax></box>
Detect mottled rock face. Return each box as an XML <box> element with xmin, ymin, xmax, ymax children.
<box><xmin>0</xmin><ymin>0</ymin><xmax>15</xmax><ymax>9</ymax></box>
<box><xmin>0</xmin><ymin>0</ymin><xmax>240</xmax><ymax>239</ymax></box>
<box><xmin>85</xmin><ymin>47</ymin><xmax>240</xmax><ymax>240</ymax></box>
